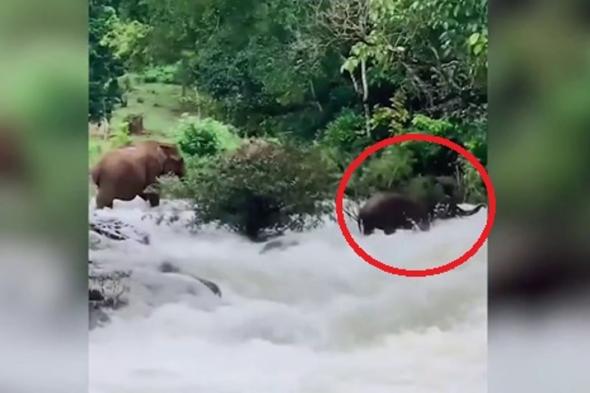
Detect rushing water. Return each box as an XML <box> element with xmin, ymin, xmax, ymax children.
<box><xmin>89</xmin><ymin>198</ymin><xmax>487</xmax><ymax>393</ymax></box>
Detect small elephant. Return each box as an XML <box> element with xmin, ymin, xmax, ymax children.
<box><xmin>91</xmin><ymin>140</ymin><xmax>185</xmax><ymax>209</ymax></box>
<box><xmin>358</xmin><ymin>192</ymin><xmax>431</xmax><ymax>235</ymax></box>
<box><xmin>358</xmin><ymin>192</ymin><xmax>486</xmax><ymax>236</ymax></box>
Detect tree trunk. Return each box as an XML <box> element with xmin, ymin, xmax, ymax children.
<box><xmin>360</xmin><ymin>59</ymin><xmax>371</xmax><ymax>137</ymax></box>
<box><xmin>309</xmin><ymin>79</ymin><xmax>323</xmax><ymax>112</ymax></box>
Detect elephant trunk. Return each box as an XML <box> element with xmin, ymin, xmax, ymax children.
<box><xmin>456</xmin><ymin>203</ymin><xmax>486</xmax><ymax>217</ymax></box>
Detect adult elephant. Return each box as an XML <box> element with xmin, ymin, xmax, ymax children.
<box><xmin>91</xmin><ymin>140</ymin><xmax>185</xmax><ymax>209</ymax></box>
<box><xmin>357</xmin><ymin>191</ymin><xmax>485</xmax><ymax>236</ymax></box>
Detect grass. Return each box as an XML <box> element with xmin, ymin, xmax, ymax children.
<box><xmin>89</xmin><ymin>138</ymin><xmax>110</xmax><ymax>168</ymax></box>
<box><xmin>90</xmin><ymin>80</ymin><xmax>187</xmax><ymax>168</ymax></box>
<box><xmin>216</xmin><ymin>126</ymin><xmax>242</xmax><ymax>152</ymax></box>
<box><xmin>110</xmin><ymin>81</ymin><xmax>186</xmax><ymax>140</ymax></box>
<box><xmin>89</xmin><ymin>78</ymin><xmax>242</xmax><ymax>169</ymax></box>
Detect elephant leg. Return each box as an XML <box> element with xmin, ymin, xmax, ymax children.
<box><xmin>417</xmin><ymin>220</ymin><xmax>430</xmax><ymax>231</ymax></box>
<box><xmin>139</xmin><ymin>192</ymin><xmax>160</xmax><ymax>207</ymax></box>
<box><xmin>95</xmin><ymin>191</ymin><xmax>114</xmax><ymax>210</ymax></box>
<box><xmin>383</xmin><ymin>227</ymin><xmax>396</xmax><ymax>235</ymax></box>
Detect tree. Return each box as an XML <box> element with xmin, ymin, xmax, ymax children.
<box><xmin>89</xmin><ymin>0</ymin><xmax>125</xmax><ymax>123</ymax></box>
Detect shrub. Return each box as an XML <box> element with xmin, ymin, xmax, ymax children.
<box><xmin>393</xmin><ymin>114</ymin><xmax>462</xmax><ymax>176</ymax></box>
<box><xmin>176</xmin><ymin>118</ymin><xmax>220</xmax><ymax>158</ymax></box>
<box><xmin>320</xmin><ymin>108</ymin><xmax>369</xmax><ymax>155</ymax></box>
<box><xmin>141</xmin><ymin>64</ymin><xmax>178</xmax><ymax>84</ymax></box>
<box><xmin>370</xmin><ymin>91</ymin><xmax>411</xmax><ymax>138</ymax></box>
<box><xmin>181</xmin><ymin>139</ymin><xmax>333</xmax><ymax>240</ymax></box>
<box><xmin>109</xmin><ymin>122</ymin><xmax>132</xmax><ymax>148</ymax></box>
<box><xmin>349</xmin><ymin>146</ymin><xmax>416</xmax><ymax>199</ymax></box>
<box><xmin>411</xmin><ymin>114</ymin><xmax>456</xmax><ymax>136</ymax></box>
<box><xmin>458</xmin><ymin>158</ymin><xmax>487</xmax><ymax>204</ymax></box>
<box><xmin>461</xmin><ymin>119</ymin><xmax>487</xmax><ymax>166</ymax></box>
<box><xmin>178</xmin><ymin>91</ymin><xmax>219</xmax><ymax>116</ymax></box>
<box><xmin>401</xmin><ymin>175</ymin><xmax>459</xmax><ymax>209</ymax></box>
<box><xmin>404</xmin><ymin>114</ymin><xmax>488</xmax><ymax>175</ymax></box>
<box><xmin>176</xmin><ymin>115</ymin><xmax>242</xmax><ymax>158</ymax></box>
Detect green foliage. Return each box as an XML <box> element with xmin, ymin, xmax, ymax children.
<box><xmin>411</xmin><ymin>114</ymin><xmax>455</xmax><ymax>135</ymax></box>
<box><xmin>109</xmin><ymin>121</ymin><xmax>133</xmax><ymax>148</ymax></box>
<box><xmin>109</xmin><ymin>82</ymin><xmax>187</xmax><ymax>138</ymax></box>
<box><xmin>177</xmin><ymin>90</ymin><xmax>220</xmax><ymax>117</ymax></box>
<box><xmin>179</xmin><ymin>140</ymin><xmax>333</xmax><ymax>239</ymax></box>
<box><xmin>102</xmin><ymin>19</ymin><xmax>152</xmax><ymax>71</ymax></box>
<box><xmin>142</xmin><ymin>64</ymin><xmax>178</xmax><ymax>84</ymax></box>
<box><xmin>402</xmin><ymin>175</ymin><xmax>453</xmax><ymax>208</ymax></box>
<box><xmin>90</xmin><ymin>0</ymin><xmax>489</xmax><ymax>216</ymax></box>
<box><xmin>89</xmin><ymin>0</ymin><xmax>125</xmax><ymax>122</ymax></box>
<box><xmin>176</xmin><ymin>115</ymin><xmax>241</xmax><ymax>157</ymax></box>
<box><xmin>370</xmin><ymin>92</ymin><xmax>411</xmax><ymax>136</ymax></box>
<box><xmin>176</xmin><ymin>118</ymin><xmax>219</xmax><ymax>157</ymax></box>
<box><xmin>142</xmin><ymin>0</ymin><xmax>350</xmax><ymax>137</ymax></box>
<box><xmin>458</xmin><ymin>158</ymin><xmax>487</xmax><ymax>203</ymax></box>
<box><xmin>320</xmin><ymin>109</ymin><xmax>368</xmax><ymax>154</ymax></box>
<box><xmin>461</xmin><ymin>118</ymin><xmax>487</xmax><ymax>165</ymax></box>
<box><xmin>350</xmin><ymin>147</ymin><xmax>416</xmax><ymax>198</ymax></box>
<box><xmin>401</xmin><ymin>113</ymin><xmax>487</xmax><ymax>175</ymax></box>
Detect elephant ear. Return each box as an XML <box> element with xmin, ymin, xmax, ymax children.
<box><xmin>157</xmin><ymin>142</ymin><xmax>181</xmax><ymax>160</ymax></box>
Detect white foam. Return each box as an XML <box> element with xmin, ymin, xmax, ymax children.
<box><xmin>89</xmin><ymin>200</ymin><xmax>487</xmax><ymax>393</ymax></box>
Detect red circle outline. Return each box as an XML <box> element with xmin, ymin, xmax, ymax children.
<box><xmin>335</xmin><ymin>133</ymin><xmax>496</xmax><ymax>277</ymax></box>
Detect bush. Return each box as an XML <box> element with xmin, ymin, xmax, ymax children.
<box><xmin>181</xmin><ymin>139</ymin><xmax>333</xmax><ymax>240</ymax></box>
<box><xmin>141</xmin><ymin>65</ymin><xmax>178</xmax><ymax>84</ymax></box>
<box><xmin>461</xmin><ymin>119</ymin><xmax>487</xmax><ymax>166</ymax></box>
<box><xmin>176</xmin><ymin>118</ymin><xmax>220</xmax><ymax>157</ymax></box>
<box><xmin>175</xmin><ymin>116</ymin><xmax>241</xmax><ymax>158</ymax></box>
<box><xmin>348</xmin><ymin>146</ymin><xmax>416</xmax><ymax>199</ymax></box>
<box><xmin>401</xmin><ymin>175</ymin><xmax>460</xmax><ymax>209</ymax></box>
<box><xmin>178</xmin><ymin>91</ymin><xmax>219</xmax><ymax>116</ymax></box>
<box><xmin>109</xmin><ymin>122</ymin><xmax>132</xmax><ymax>148</ymax></box>
<box><xmin>320</xmin><ymin>108</ymin><xmax>369</xmax><ymax>155</ymax></box>
<box><xmin>458</xmin><ymin>158</ymin><xmax>487</xmax><ymax>204</ymax></box>
<box><xmin>403</xmin><ymin>114</ymin><xmax>488</xmax><ymax>175</ymax></box>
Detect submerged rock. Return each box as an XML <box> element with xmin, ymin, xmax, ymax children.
<box><xmin>158</xmin><ymin>262</ymin><xmax>222</xmax><ymax>297</ymax></box>
<box><xmin>89</xmin><ymin>288</ymin><xmax>104</xmax><ymax>301</ymax></box>
<box><xmin>259</xmin><ymin>239</ymin><xmax>300</xmax><ymax>254</ymax></box>
<box><xmin>90</xmin><ymin>215</ymin><xmax>150</xmax><ymax>245</ymax></box>
<box><xmin>158</xmin><ymin>261</ymin><xmax>180</xmax><ymax>273</ymax></box>
<box><xmin>88</xmin><ymin>267</ymin><xmax>132</xmax><ymax>330</ymax></box>
<box><xmin>195</xmin><ymin>277</ymin><xmax>222</xmax><ymax>297</ymax></box>
<box><xmin>89</xmin><ymin>302</ymin><xmax>110</xmax><ymax>330</ymax></box>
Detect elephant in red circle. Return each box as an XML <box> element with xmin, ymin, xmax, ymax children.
<box><xmin>357</xmin><ymin>192</ymin><xmax>485</xmax><ymax>236</ymax></box>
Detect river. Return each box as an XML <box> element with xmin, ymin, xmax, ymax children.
<box><xmin>89</xmin><ymin>198</ymin><xmax>487</xmax><ymax>393</ymax></box>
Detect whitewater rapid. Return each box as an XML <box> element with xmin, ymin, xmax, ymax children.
<box><xmin>89</xmin><ymin>198</ymin><xmax>487</xmax><ymax>393</ymax></box>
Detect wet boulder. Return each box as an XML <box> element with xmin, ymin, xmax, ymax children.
<box><xmin>158</xmin><ymin>262</ymin><xmax>222</xmax><ymax>297</ymax></box>
<box><xmin>90</xmin><ymin>215</ymin><xmax>150</xmax><ymax>245</ymax></box>
<box><xmin>88</xmin><ymin>269</ymin><xmax>131</xmax><ymax>330</ymax></box>
<box><xmin>259</xmin><ymin>239</ymin><xmax>300</xmax><ymax>254</ymax></box>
